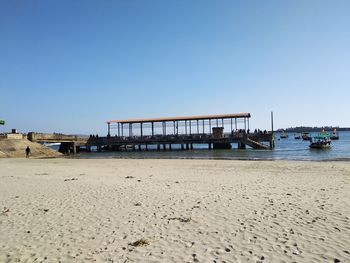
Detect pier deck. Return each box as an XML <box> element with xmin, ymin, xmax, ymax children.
<box><xmin>91</xmin><ymin>113</ymin><xmax>275</xmax><ymax>150</ymax></box>
<box><xmin>27</xmin><ymin>113</ymin><xmax>275</xmax><ymax>153</ymax></box>
<box><xmin>87</xmin><ymin>132</ymin><xmax>274</xmax><ymax>150</ymax></box>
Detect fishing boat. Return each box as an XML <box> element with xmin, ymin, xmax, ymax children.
<box><xmin>309</xmin><ymin>134</ymin><xmax>331</xmax><ymax>149</ymax></box>
<box><xmin>330</xmin><ymin>129</ymin><xmax>339</xmax><ymax>140</ymax></box>
<box><xmin>294</xmin><ymin>133</ymin><xmax>301</xmax><ymax>139</ymax></box>
<box><xmin>302</xmin><ymin>132</ymin><xmax>311</xmax><ymax>141</ymax></box>
<box><xmin>280</xmin><ymin>131</ymin><xmax>288</xmax><ymax>139</ymax></box>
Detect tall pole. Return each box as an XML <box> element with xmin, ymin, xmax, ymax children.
<box><xmin>271</xmin><ymin>111</ymin><xmax>274</xmax><ymax>134</ymax></box>
<box><xmin>107</xmin><ymin>122</ymin><xmax>110</xmax><ymax>136</ymax></box>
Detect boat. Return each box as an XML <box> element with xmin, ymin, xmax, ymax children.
<box><xmin>309</xmin><ymin>134</ymin><xmax>331</xmax><ymax>149</ymax></box>
<box><xmin>280</xmin><ymin>131</ymin><xmax>289</xmax><ymax>139</ymax></box>
<box><xmin>330</xmin><ymin>129</ymin><xmax>339</xmax><ymax>140</ymax></box>
<box><xmin>294</xmin><ymin>133</ymin><xmax>301</xmax><ymax>139</ymax></box>
<box><xmin>302</xmin><ymin>132</ymin><xmax>311</xmax><ymax>141</ymax></box>
<box><xmin>42</xmin><ymin>142</ymin><xmax>61</xmax><ymax>147</ymax></box>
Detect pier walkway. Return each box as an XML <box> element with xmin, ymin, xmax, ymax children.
<box><xmin>27</xmin><ymin>132</ymin><xmax>88</xmax><ymax>154</ymax></box>
<box><xmin>88</xmin><ymin>113</ymin><xmax>275</xmax><ymax>151</ymax></box>
<box><xmin>27</xmin><ymin>113</ymin><xmax>275</xmax><ymax>153</ymax></box>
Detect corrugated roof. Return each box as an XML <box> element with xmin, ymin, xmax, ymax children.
<box><xmin>107</xmin><ymin>113</ymin><xmax>251</xmax><ymax>124</ymax></box>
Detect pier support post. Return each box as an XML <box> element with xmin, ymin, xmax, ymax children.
<box><xmin>72</xmin><ymin>142</ymin><xmax>76</xmax><ymax>154</ymax></box>
<box><xmin>208</xmin><ymin>143</ymin><xmax>212</xmax><ymax>150</ymax></box>
<box><xmin>163</xmin><ymin>144</ymin><xmax>166</xmax><ymax>150</ymax></box>
<box><xmin>157</xmin><ymin>144</ymin><xmax>160</xmax><ymax>151</ymax></box>
<box><xmin>181</xmin><ymin>144</ymin><xmax>184</xmax><ymax>150</ymax></box>
<box><xmin>138</xmin><ymin>145</ymin><xmax>141</xmax><ymax>151</ymax></box>
<box><xmin>169</xmin><ymin>144</ymin><xmax>172</xmax><ymax>150</ymax></box>
<box><xmin>190</xmin><ymin>143</ymin><xmax>193</xmax><ymax>150</ymax></box>
<box><xmin>186</xmin><ymin>144</ymin><xmax>189</xmax><ymax>150</ymax></box>
<box><xmin>145</xmin><ymin>144</ymin><xmax>148</xmax><ymax>151</ymax></box>
<box><xmin>238</xmin><ymin>142</ymin><xmax>246</xmax><ymax>149</ymax></box>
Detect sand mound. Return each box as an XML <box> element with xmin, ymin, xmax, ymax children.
<box><xmin>0</xmin><ymin>138</ymin><xmax>61</xmax><ymax>158</ymax></box>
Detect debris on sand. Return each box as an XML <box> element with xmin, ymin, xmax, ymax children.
<box><xmin>168</xmin><ymin>217</ymin><xmax>191</xmax><ymax>223</ymax></box>
<box><xmin>64</xmin><ymin>178</ymin><xmax>78</xmax><ymax>182</ymax></box>
<box><xmin>129</xmin><ymin>238</ymin><xmax>150</xmax><ymax>247</ymax></box>
<box><xmin>125</xmin><ymin>176</ymin><xmax>135</xmax><ymax>179</ymax></box>
<box><xmin>1</xmin><ymin>207</ymin><xmax>10</xmax><ymax>215</ymax></box>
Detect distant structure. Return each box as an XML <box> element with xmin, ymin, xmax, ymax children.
<box><xmin>87</xmin><ymin>113</ymin><xmax>275</xmax><ymax>151</ymax></box>
<box><xmin>28</xmin><ymin>132</ymin><xmax>88</xmax><ymax>154</ymax></box>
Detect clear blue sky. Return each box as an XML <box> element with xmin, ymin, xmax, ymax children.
<box><xmin>1</xmin><ymin>0</ymin><xmax>349</xmax><ymax>135</ymax></box>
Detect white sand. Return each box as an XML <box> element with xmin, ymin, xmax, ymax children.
<box><xmin>0</xmin><ymin>158</ymin><xmax>349</xmax><ymax>262</ymax></box>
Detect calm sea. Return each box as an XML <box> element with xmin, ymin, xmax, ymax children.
<box><xmin>51</xmin><ymin>131</ymin><xmax>350</xmax><ymax>161</ymax></box>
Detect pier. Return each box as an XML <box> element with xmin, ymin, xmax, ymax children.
<box><xmin>88</xmin><ymin>113</ymin><xmax>275</xmax><ymax>151</ymax></box>
<box><xmin>27</xmin><ymin>132</ymin><xmax>89</xmax><ymax>154</ymax></box>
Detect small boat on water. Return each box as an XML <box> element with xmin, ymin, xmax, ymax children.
<box><xmin>302</xmin><ymin>132</ymin><xmax>311</xmax><ymax>140</ymax></box>
<box><xmin>309</xmin><ymin>134</ymin><xmax>331</xmax><ymax>149</ymax></box>
<box><xmin>280</xmin><ymin>131</ymin><xmax>289</xmax><ymax>139</ymax></box>
<box><xmin>43</xmin><ymin>142</ymin><xmax>61</xmax><ymax>147</ymax></box>
<box><xmin>294</xmin><ymin>133</ymin><xmax>301</xmax><ymax>139</ymax></box>
<box><xmin>330</xmin><ymin>129</ymin><xmax>339</xmax><ymax>140</ymax></box>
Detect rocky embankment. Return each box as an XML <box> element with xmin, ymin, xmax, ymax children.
<box><xmin>0</xmin><ymin>138</ymin><xmax>61</xmax><ymax>158</ymax></box>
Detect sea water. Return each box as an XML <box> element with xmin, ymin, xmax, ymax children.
<box><xmin>52</xmin><ymin>131</ymin><xmax>350</xmax><ymax>161</ymax></box>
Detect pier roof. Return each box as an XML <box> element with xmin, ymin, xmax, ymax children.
<box><xmin>107</xmin><ymin>113</ymin><xmax>251</xmax><ymax>124</ymax></box>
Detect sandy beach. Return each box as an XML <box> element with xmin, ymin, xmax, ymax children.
<box><xmin>0</xmin><ymin>158</ymin><xmax>349</xmax><ymax>263</ymax></box>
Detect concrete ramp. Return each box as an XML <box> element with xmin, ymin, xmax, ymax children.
<box><xmin>242</xmin><ymin>138</ymin><xmax>269</xmax><ymax>149</ymax></box>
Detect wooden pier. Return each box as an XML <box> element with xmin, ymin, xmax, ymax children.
<box><xmin>88</xmin><ymin>113</ymin><xmax>275</xmax><ymax>151</ymax></box>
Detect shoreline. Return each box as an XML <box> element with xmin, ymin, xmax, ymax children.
<box><xmin>52</xmin><ymin>153</ymin><xmax>350</xmax><ymax>162</ymax></box>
